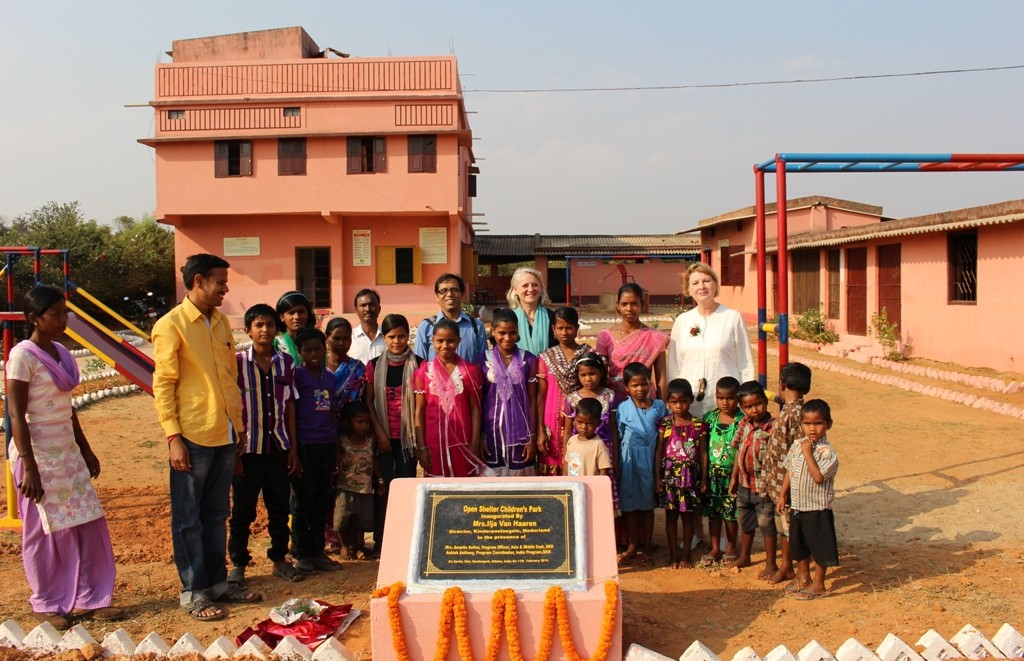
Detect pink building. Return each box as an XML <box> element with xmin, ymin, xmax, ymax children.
<box><xmin>690</xmin><ymin>196</ymin><xmax>1024</xmax><ymax>373</ymax></box>
<box><xmin>474</xmin><ymin>234</ymin><xmax>700</xmax><ymax>307</ymax></box>
<box><xmin>140</xmin><ymin>27</ymin><xmax>478</xmax><ymax>319</ymax></box>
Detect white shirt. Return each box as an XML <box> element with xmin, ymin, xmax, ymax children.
<box><xmin>350</xmin><ymin>323</ymin><xmax>385</xmax><ymax>364</ymax></box>
<box><xmin>667</xmin><ymin>304</ymin><xmax>755</xmax><ymax>418</ymax></box>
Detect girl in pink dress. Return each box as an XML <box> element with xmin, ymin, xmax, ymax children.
<box><xmin>537</xmin><ymin>307</ymin><xmax>592</xmax><ymax>476</ymax></box>
<box><xmin>414</xmin><ymin>319</ymin><xmax>484</xmax><ymax>477</ymax></box>
<box><xmin>595</xmin><ymin>283</ymin><xmax>669</xmax><ymax>401</ymax></box>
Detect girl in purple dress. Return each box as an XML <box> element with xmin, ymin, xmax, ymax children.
<box><xmin>477</xmin><ymin>307</ymin><xmax>539</xmax><ymax>476</ymax></box>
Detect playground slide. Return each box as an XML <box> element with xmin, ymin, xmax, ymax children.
<box><xmin>65</xmin><ymin>302</ymin><xmax>154</xmax><ymax>395</ymax></box>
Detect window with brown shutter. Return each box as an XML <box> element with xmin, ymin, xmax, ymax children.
<box><xmin>214</xmin><ymin>140</ymin><xmax>253</xmax><ymax>178</ymax></box>
<box><xmin>347</xmin><ymin>137</ymin><xmax>386</xmax><ymax>173</ymax></box>
<box><xmin>278</xmin><ymin>138</ymin><xmax>306</xmax><ymax>176</ymax></box>
<box><xmin>719</xmin><ymin>245</ymin><xmax>745</xmax><ymax>287</ymax></box>
<box><xmin>948</xmin><ymin>231</ymin><xmax>977</xmax><ymax>303</ymax></box>
<box><xmin>408</xmin><ymin>135</ymin><xmax>437</xmax><ymax>173</ymax></box>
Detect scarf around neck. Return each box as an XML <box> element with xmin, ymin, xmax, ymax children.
<box><xmin>373</xmin><ymin>348</ymin><xmax>418</xmax><ymax>459</ymax></box>
<box><xmin>20</xmin><ymin>339</ymin><xmax>80</xmax><ymax>391</ymax></box>
<box><xmin>514</xmin><ymin>306</ymin><xmax>550</xmax><ymax>355</ymax></box>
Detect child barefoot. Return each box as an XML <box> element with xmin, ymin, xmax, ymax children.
<box><xmin>760</xmin><ymin>362</ymin><xmax>813</xmax><ymax>584</ymax></box>
<box><xmin>563</xmin><ymin>398</ymin><xmax>613</xmax><ymax>478</ymax></box>
<box><xmin>616</xmin><ymin>362</ymin><xmax>666</xmax><ymax>567</ymax></box>
<box><xmin>777</xmin><ymin>400</ymin><xmax>839</xmax><ymax>599</ymax></box>
<box><xmin>728</xmin><ymin>381</ymin><xmax>776</xmax><ymax>578</ymax></box>
<box><xmin>333</xmin><ymin>402</ymin><xmax>383</xmax><ymax>561</ymax></box>
<box><xmin>655</xmin><ymin>379</ymin><xmax>707</xmax><ymax>568</ymax></box>
<box><xmin>702</xmin><ymin>377</ymin><xmax>743</xmax><ymax>563</ymax></box>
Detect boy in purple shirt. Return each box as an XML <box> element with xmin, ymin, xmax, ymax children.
<box><xmin>291</xmin><ymin>326</ymin><xmax>344</xmax><ymax>574</ymax></box>
<box><xmin>228</xmin><ymin>304</ymin><xmax>303</xmax><ymax>585</ymax></box>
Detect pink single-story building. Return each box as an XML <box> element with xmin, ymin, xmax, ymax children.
<box><xmin>140</xmin><ymin>27</ymin><xmax>478</xmax><ymax>320</ymax></box>
<box><xmin>689</xmin><ymin>196</ymin><xmax>1024</xmax><ymax>373</ymax></box>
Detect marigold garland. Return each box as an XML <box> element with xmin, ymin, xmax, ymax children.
<box><xmin>375</xmin><ymin>580</ymin><xmax>618</xmax><ymax>661</ymax></box>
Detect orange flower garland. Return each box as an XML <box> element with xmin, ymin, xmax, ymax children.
<box><xmin>375</xmin><ymin>580</ymin><xmax>618</xmax><ymax>661</ymax></box>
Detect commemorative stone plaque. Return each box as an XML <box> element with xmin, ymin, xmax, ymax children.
<box><xmin>406</xmin><ymin>480</ymin><xmax>588</xmax><ymax>593</ymax></box>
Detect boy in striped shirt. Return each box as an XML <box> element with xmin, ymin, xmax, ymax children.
<box><xmin>776</xmin><ymin>399</ymin><xmax>838</xmax><ymax>600</ymax></box>
<box><xmin>228</xmin><ymin>304</ymin><xmax>304</xmax><ymax>585</ymax></box>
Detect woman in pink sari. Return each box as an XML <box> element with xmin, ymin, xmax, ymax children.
<box><xmin>413</xmin><ymin>318</ymin><xmax>484</xmax><ymax>477</ymax></box>
<box><xmin>6</xmin><ymin>285</ymin><xmax>122</xmax><ymax>629</ymax></box>
<box><xmin>596</xmin><ymin>283</ymin><xmax>669</xmax><ymax>401</ymax></box>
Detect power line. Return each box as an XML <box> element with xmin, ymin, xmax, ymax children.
<box><xmin>464</xmin><ymin>64</ymin><xmax>1024</xmax><ymax>94</ymax></box>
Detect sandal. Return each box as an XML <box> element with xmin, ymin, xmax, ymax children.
<box><xmin>616</xmin><ymin>551</ymin><xmax>635</xmax><ymax>566</ymax></box>
<box><xmin>213</xmin><ymin>584</ymin><xmax>263</xmax><ymax>604</ymax></box>
<box><xmin>33</xmin><ymin>612</ymin><xmax>71</xmax><ymax>630</ymax></box>
<box><xmin>355</xmin><ymin>548</ymin><xmax>372</xmax><ymax>561</ymax></box>
<box><xmin>635</xmin><ymin>551</ymin><xmax>652</xmax><ymax>567</ymax></box>
<box><xmin>227</xmin><ymin>566</ymin><xmax>246</xmax><ymax>587</ymax></box>
<box><xmin>794</xmin><ymin>588</ymin><xmax>823</xmax><ymax>601</ymax></box>
<box><xmin>311</xmin><ymin>554</ymin><xmax>344</xmax><ymax>572</ymax></box>
<box><xmin>272</xmin><ymin>561</ymin><xmax>306</xmax><ymax>583</ymax></box>
<box><xmin>185</xmin><ymin>598</ymin><xmax>226</xmax><ymax>622</ymax></box>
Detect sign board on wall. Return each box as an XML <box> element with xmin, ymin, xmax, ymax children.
<box><xmin>223</xmin><ymin>237</ymin><xmax>260</xmax><ymax>257</ymax></box>
<box><xmin>352</xmin><ymin>230</ymin><xmax>372</xmax><ymax>266</ymax></box>
<box><xmin>419</xmin><ymin>227</ymin><xmax>448</xmax><ymax>264</ymax></box>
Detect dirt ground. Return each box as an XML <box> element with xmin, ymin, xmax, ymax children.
<box><xmin>0</xmin><ymin>342</ymin><xmax>1023</xmax><ymax>659</ymax></box>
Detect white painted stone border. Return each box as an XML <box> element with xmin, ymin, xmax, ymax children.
<box><xmin>622</xmin><ymin>623</ymin><xmax>1021</xmax><ymax>661</ymax></box>
<box><xmin>0</xmin><ymin>610</ymin><xmax>363</xmax><ymax>659</ymax></box>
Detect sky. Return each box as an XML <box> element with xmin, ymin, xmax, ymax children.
<box><xmin>2</xmin><ymin>2</ymin><xmax>1024</xmax><ymax>234</ymax></box>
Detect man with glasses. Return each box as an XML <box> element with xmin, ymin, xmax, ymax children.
<box><xmin>413</xmin><ymin>273</ymin><xmax>487</xmax><ymax>361</ymax></box>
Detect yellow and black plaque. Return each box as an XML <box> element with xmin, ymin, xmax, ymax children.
<box><xmin>417</xmin><ymin>489</ymin><xmax>575</xmax><ymax>581</ymax></box>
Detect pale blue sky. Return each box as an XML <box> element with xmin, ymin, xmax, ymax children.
<box><xmin>2</xmin><ymin>2</ymin><xmax>1023</xmax><ymax>233</ymax></box>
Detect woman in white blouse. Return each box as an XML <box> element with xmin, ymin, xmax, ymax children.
<box><xmin>668</xmin><ymin>263</ymin><xmax>755</xmax><ymax>418</ymax></box>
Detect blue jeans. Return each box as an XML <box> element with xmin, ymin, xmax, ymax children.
<box><xmin>170</xmin><ymin>438</ymin><xmax>235</xmax><ymax>605</ymax></box>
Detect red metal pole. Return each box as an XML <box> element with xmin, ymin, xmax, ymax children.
<box><xmin>775</xmin><ymin>156</ymin><xmax>790</xmax><ymax>369</ymax></box>
<box><xmin>755</xmin><ymin>166</ymin><xmax>768</xmax><ymax>387</ymax></box>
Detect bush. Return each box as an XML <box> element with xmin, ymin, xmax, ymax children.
<box><xmin>791</xmin><ymin>308</ymin><xmax>839</xmax><ymax>344</ymax></box>
<box><xmin>871</xmin><ymin>307</ymin><xmax>906</xmax><ymax>360</ymax></box>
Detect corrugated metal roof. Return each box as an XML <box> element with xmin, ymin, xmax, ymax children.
<box><xmin>474</xmin><ymin>234</ymin><xmax>700</xmax><ymax>257</ymax></box>
<box><xmin>474</xmin><ymin>235</ymin><xmax>535</xmax><ymax>257</ymax></box>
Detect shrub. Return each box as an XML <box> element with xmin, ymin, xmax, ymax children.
<box><xmin>791</xmin><ymin>308</ymin><xmax>839</xmax><ymax>344</ymax></box>
<box><xmin>871</xmin><ymin>307</ymin><xmax>906</xmax><ymax>361</ymax></box>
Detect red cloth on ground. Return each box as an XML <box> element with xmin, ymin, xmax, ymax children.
<box><xmin>236</xmin><ymin>601</ymin><xmax>353</xmax><ymax>650</ymax></box>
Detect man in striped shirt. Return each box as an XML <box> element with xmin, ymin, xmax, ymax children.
<box><xmin>227</xmin><ymin>304</ymin><xmax>304</xmax><ymax>586</ymax></box>
<box><xmin>777</xmin><ymin>399</ymin><xmax>839</xmax><ymax>601</ymax></box>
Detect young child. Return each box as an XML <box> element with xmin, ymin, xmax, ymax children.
<box><xmin>561</xmin><ymin>353</ymin><xmax>619</xmax><ymax>513</ymax></box>
<box><xmin>326</xmin><ymin>317</ymin><xmax>366</xmax><ymax>404</ymax></box>
<box><xmin>563</xmin><ymin>397</ymin><xmax>613</xmax><ymax>478</ymax></box>
<box><xmin>275</xmin><ymin>291</ymin><xmax>315</xmax><ymax>363</ymax></box>
<box><xmin>332</xmin><ymin>402</ymin><xmax>383</xmax><ymax>561</ymax></box>
<box><xmin>414</xmin><ymin>319</ymin><xmax>484</xmax><ymax>477</ymax></box>
<box><xmin>777</xmin><ymin>399</ymin><xmax>838</xmax><ymax>600</ymax></box>
<box><xmin>760</xmin><ymin>362</ymin><xmax>812</xmax><ymax>584</ymax></box>
<box><xmin>365</xmin><ymin>314</ymin><xmax>422</xmax><ymax>557</ymax></box>
<box><xmin>701</xmin><ymin>376</ymin><xmax>743</xmax><ymax>564</ymax></box>
<box><xmin>616</xmin><ymin>362</ymin><xmax>666</xmax><ymax>566</ymax></box>
<box><xmin>537</xmin><ymin>306</ymin><xmax>592</xmax><ymax>476</ymax></box>
<box><xmin>291</xmin><ymin>326</ymin><xmax>343</xmax><ymax>574</ymax></box>
<box><xmin>655</xmin><ymin>378</ymin><xmax>707</xmax><ymax>569</ymax></box>
<box><xmin>229</xmin><ymin>304</ymin><xmax>304</xmax><ymax>586</ymax></box>
<box><xmin>728</xmin><ymin>381</ymin><xmax>777</xmax><ymax>578</ymax></box>
<box><xmin>477</xmin><ymin>307</ymin><xmax>538</xmax><ymax>476</ymax></box>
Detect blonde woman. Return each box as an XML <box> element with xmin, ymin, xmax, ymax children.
<box><xmin>505</xmin><ymin>266</ymin><xmax>556</xmax><ymax>355</ymax></box>
<box><xmin>667</xmin><ymin>263</ymin><xmax>754</xmax><ymax>418</ymax></box>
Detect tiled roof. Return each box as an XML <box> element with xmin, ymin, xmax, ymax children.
<box><xmin>692</xmin><ymin>195</ymin><xmax>884</xmax><ymax>230</ymax></box>
<box><xmin>474</xmin><ymin>234</ymin><xmax>700</xmax><ymax>257</ymax></box>
<box><xmin>760</xmin><ymin>198</ymin><xmax>1024</xmax><ymax>252</ymax></box>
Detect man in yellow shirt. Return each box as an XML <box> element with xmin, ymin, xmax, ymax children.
<box><xmin>152</xmin><ymin>253</ymin><xmax>259</xmax><ymax>621</ymax></box>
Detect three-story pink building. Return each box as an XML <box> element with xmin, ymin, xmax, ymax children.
<box><xmin>140</xmin><ymin>27</ymin><xmax>478</xmax><ymax>318</ymax></box>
